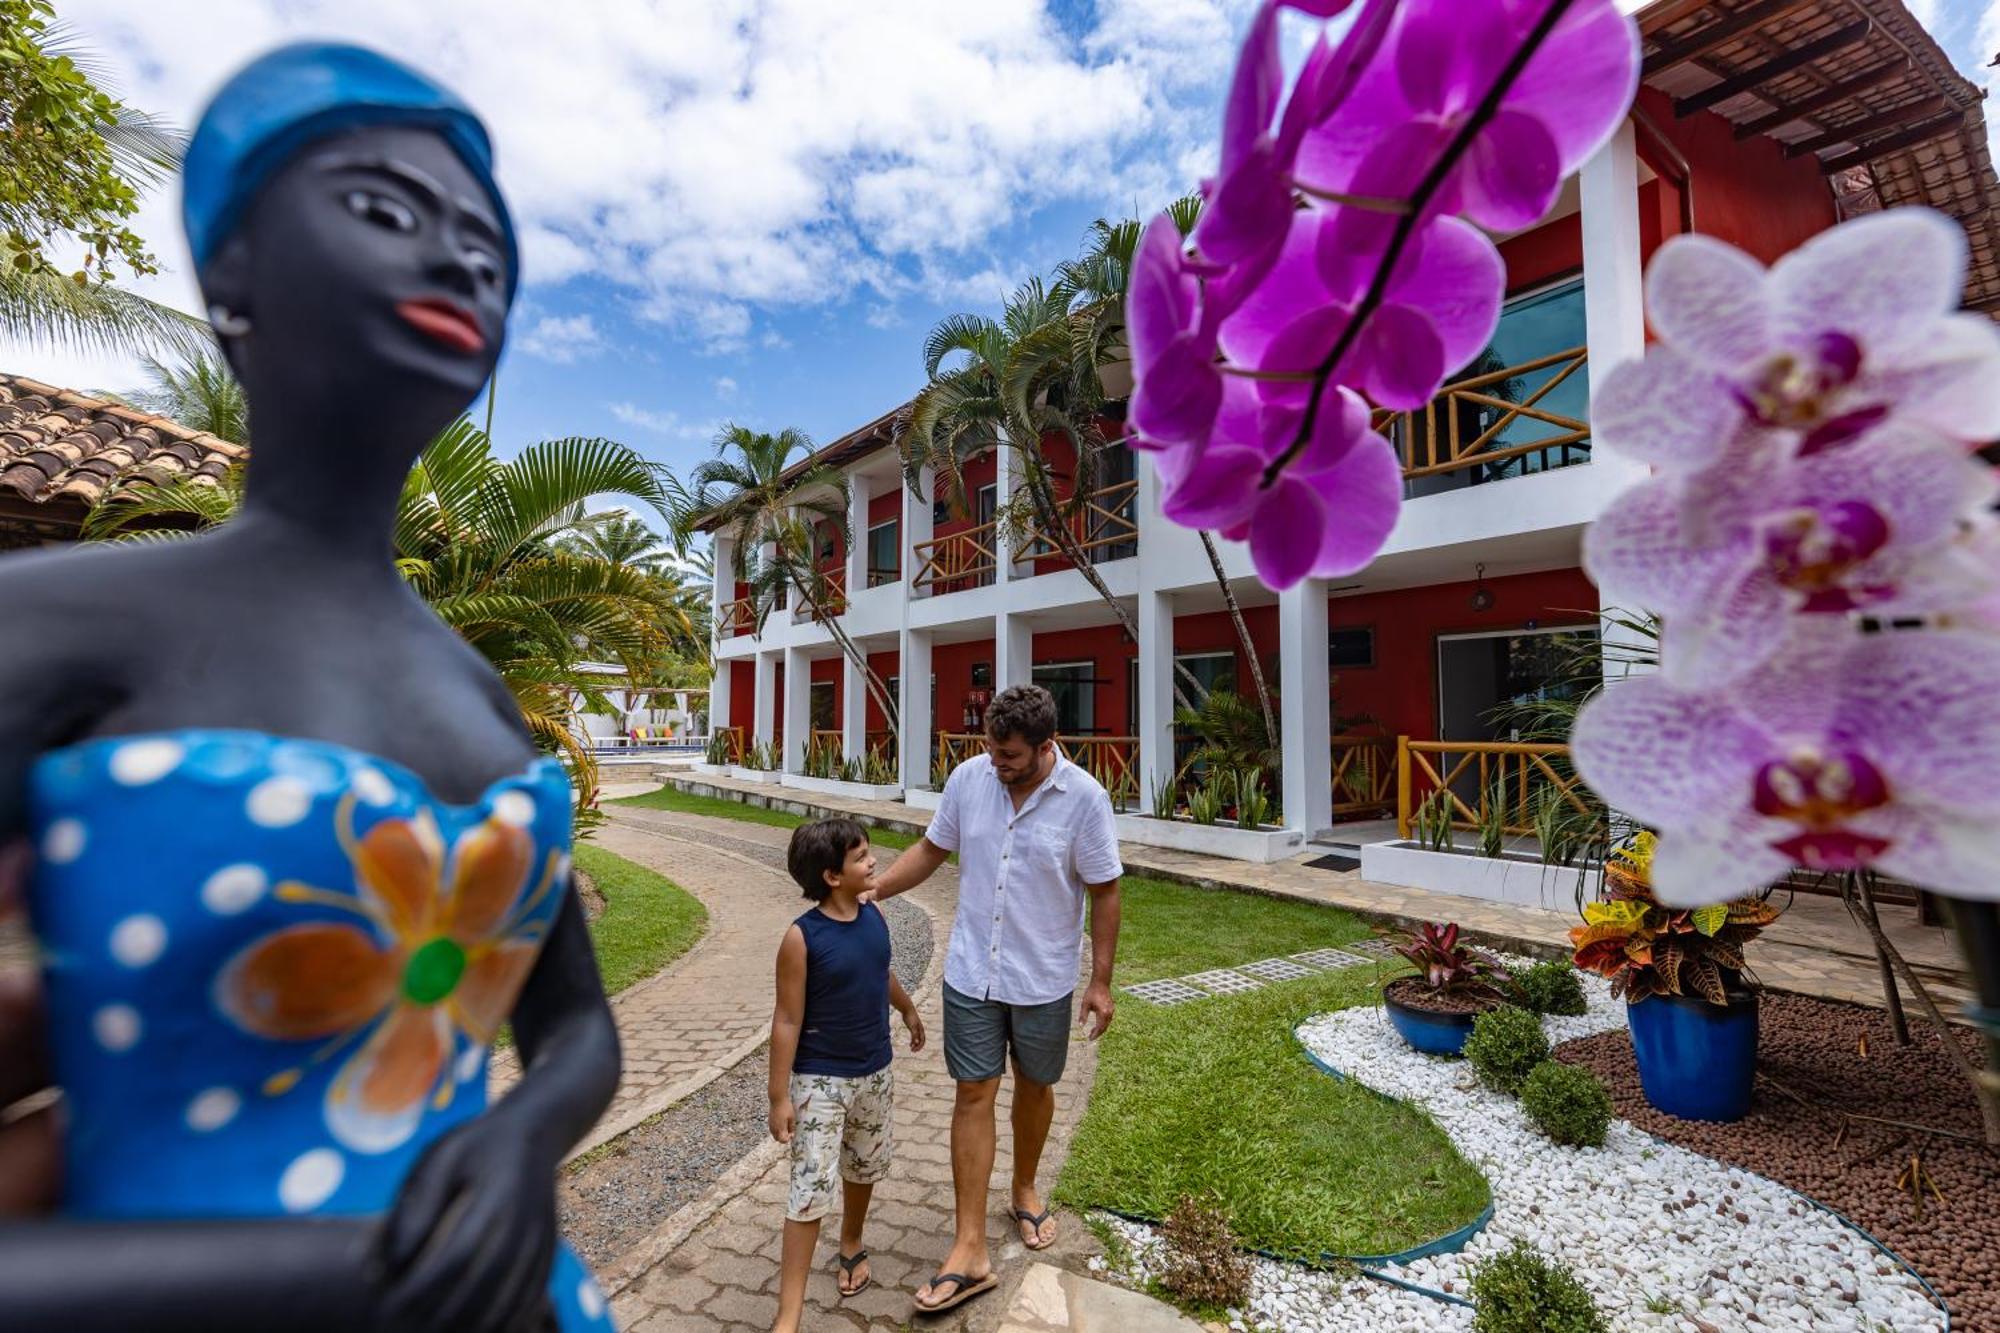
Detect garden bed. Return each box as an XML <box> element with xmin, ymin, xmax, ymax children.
<box><xmin>1556</xmin><ymin>991</ymin><xmax>1999</xmax><ymax>1332</ymax></box>
<box><xmin>778</xmin><ymin>772</ymin><xmax>903</xmax><ymax>801</ymax></box>
<box><xmin>726</xmin><ymin>765</ymin><xmax>780</xmax><ymax>784</ymax></box>
<box><xmin>1115</xmin><ymin>813</ymin><xmax>1305</xmax><ymax>863</ymax></box>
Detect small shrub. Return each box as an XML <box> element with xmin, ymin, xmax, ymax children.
<box><xmin>1514</xmin><ymin>960</ymin><xmax>1587</xmax><ymax>1017</ymax></box>
<box><xmin>1520</xmin><ymin>1061</ymin><xmax>1613</xmax><ymax>1148</ymax></box>
<box><xmin>1471</xmin><ymin>1240</ymin><xmax>1607</xmax><ymax>1333</ymax></box>
<box><xmin>1156</xmin><ymin>1194</ymin><xmax>1252</xmax><ymax>1312</ymax></box>
<box><xmin>1463</xmin><ymin>1006</ymin><xmax>1548</xmax><ymax>1095</ymax></box>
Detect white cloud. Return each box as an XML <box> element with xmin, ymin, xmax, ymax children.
<box><xmin>44</xmin><ymin>0</ymin><xmax>1243</xmax><ymax>355</ymax></box>
<box><xmin>609</xmin><ymin>400</ymin><xmax>718</xmax><ymax>442</ymax></box>
<box><xmin>713</xmin><ymin>375</ymin><xmax>739</xmax><ymax>398</ymax></box>
<box><xmin>515</xmin><ymin>313</ymin><xmax>605</xmax><ymax>363</ymax></box>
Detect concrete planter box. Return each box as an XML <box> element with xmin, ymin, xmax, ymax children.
<box><xmin>904</xmin><ymin>788</ymin><xmax>943</xmax><ymax>811</ymax></box>
<box><xmin>1116</xmin><ymin>814</ymin><xmax>1305</xmax><ymax>864</ymax></box>
<box><xmin>780</xmin><ymin>773</ymin><xmax>904</xmax><ymax>802</ymax></box>
<box><xmin>690</xmin><ymin>762</ymin><xmax>731</xmax><ymax>776</ymax></box>
<box><xmin>1359</xmin><ymin>840</ymin><xmax>1583</xmax><ymax>912</ymax></box>
<box><xmin>728</xmin><ymin>766</ymin><xmax>781</xmax><ymax>784</ymax></box>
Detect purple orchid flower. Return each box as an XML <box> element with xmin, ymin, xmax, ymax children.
<box><xmin>1573</xmin><ymin>624</ymin><xmax>2000</xmax><ymax>906</ymax></box>
<box><xmin>1595</xmin><ymin>211</ymin><xmax>2000</xmax><ymax>471</ymax></box>
<box><xmin>1584</xmin><ymin>419</ymin><xmax>2000</xmax><ymax>685</ymax></box>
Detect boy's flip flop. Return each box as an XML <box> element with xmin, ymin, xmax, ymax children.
<box><xmin>835</xmin><ymin>1249</ymin><xmax>871</xmax><ymax>1298</ymax></box>
<box><xmin>1013</xmin><ymin>1206</ymin><xmax>1057</xmax><ymax>1251</ymax></box>
<box><xmin>914</xmin><ymin>1270</ymin><xmax>998</xmax><ymax>1314</ymax></box>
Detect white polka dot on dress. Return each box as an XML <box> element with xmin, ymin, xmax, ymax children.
<box><xmin>246</xmin><ymin>776</ymin><xmax>313</xmax><ymax>828</ymax></box>
<box><xmin>93</xmin><ymin>1004</ymin><xmax>141</xmax><ymax>1052</ymax></box>
<box><xmin>108</xmin><ymin>738</ymin><xmax>186</xmax><ymax>786</ymax></box>
<box><xmin>455</xmin><ymin>1043</ymin><xmax>485</xmax><ymax>1085</ymax></box>
<box><xmin>278</xmin><ymin>1148</ymin><xmax>344</xmax><ymax>1213</ymax></box>
<box><xmin>577</xmin><ymin>1277</ymin><xmax>605</xmax><ymax>1321</ymax></box>
<box><xmin>41</xmin><ymin>818</ymin><xmax>86</xmax><ymax>865</ymax></box>
<box><xmin>109</xmin><ymin>915</ymin><xmax>167</xmax><ymax>968</ymax></box>
<box><xmin>185</xmin><ymin>1087</ymin><xmax>241</xmax><ymax>1132</ymax></box>
<box><xmin>201</xmin><ymin>863</ymin><xmax>269</xmax><ymax>915</ymax></box>
<box><xmin>352</xmin><ymin>767</ymin><xmax>396</xmax><ymax>807</ymax></box>
<box><xmin>492</xmin><ymin>789</ymin><xmax>536</xmax><ymax>828</ymax></box>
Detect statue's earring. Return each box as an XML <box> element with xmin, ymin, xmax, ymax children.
<box><xmin>209</xmin><ymin>305</ymin><xmax>252</xmax><ymax>338</ymax></box>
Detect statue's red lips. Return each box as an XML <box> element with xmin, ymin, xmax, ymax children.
<box><xmin>395</xmin><ymin>298</ymin><xmax>484</xmax><ymax>354</ymax></box>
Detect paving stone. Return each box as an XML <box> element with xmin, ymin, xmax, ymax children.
<box><xmin>1290</xmin><ymin>946</ymin><xmax>1374</xmax><ymax>970</ymax></box>
<box><xmin>1121</xmin><ymin>977</ymin><xmax>1206</xmax><ymax>1005</ymax></box>
<box><xmin>1180</xmin><ymin>968</ymin><xmax>1263</xmax><ymax>996</ymax></box>
<box><xmin>701</xmin><ymin>1286</ymin><xmax>775</xmax><ymax>1325</ymax></box>
<box><xmin>1237</xmin><ymin>956</ymin><xmax>1321</xmax><ymax>983</ymax></box>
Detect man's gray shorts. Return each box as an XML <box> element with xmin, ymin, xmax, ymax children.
<box><xmin>941</xmin><ymin>983</ymin><xmax>1073</xmax><ymax>1086</ymax></box>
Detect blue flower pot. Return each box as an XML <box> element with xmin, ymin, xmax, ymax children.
<box><xmin>1626</xmin><ymin>990</ymin><xmax>1759</xmax><ymax>1122</ymax></box>
<box><xmin>1384</xmin><ymin>984</ymin><xmax>1484</xmax><ymax>1057</ymax></box>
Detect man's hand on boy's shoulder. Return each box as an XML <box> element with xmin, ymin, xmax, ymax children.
<box><xmin>898</xmin><ymin>1003</ymin><xmax>927</xmax><ymax>1053</ymax></box>
<box><xmin>768</xmin><ymin>1096</ymin><xmax>796</xmax><ymax>1144</ymax></box>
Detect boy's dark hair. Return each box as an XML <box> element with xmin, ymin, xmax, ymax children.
<box><xmin>786</xmin><ymin>817</ymin><xmax>868</xmax><ymax>901</ymax></box>
<box><xmin>985</xmin><ymin>683</ymin><xmax>1058</xmax><ymax>746</ymax></box>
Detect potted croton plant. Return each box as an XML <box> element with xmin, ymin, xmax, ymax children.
<box><xmin>1384</xmin><ymin>922</ymin><xmax>1512</xmax><ymax>1057</ymax></box>
<box><xmin>1570</xmin><ymin>833</ymin><xmax>1780</xmax><ymax>1122</ymax></box>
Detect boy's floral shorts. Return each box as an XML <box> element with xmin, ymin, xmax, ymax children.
<box><xmin>786</xmin><ymin>1068</ymin><xmax>895</xmax><ymax>1222</ymax></box>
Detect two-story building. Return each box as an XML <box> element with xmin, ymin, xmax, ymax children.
<box><xmin>700</xmin><ymin>0</ymin><xmax>1999</xmax><ymax>856</ymax></box>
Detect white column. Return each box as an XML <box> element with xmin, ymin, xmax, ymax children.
<box><xmin>1279</xmin><ymin>578</ymin><xmax>1332</xmax><ymax>837</ymax></box>
<box><xmin>995</xmin><ymin>442</ymin><xmax>1021</xmax><ymax>584</ymax></box>
<box><xmin>1136</xmin><ymin>588</ymin><xmax>1175</xmax><ymax>815</ymax></box>
<box><xmin>783</xmin><ymin>646</ymin><xmax>810</xmax><ymax>774</ymax></box>
<box><xmin>1579</xmin><ymin>121</ymin><xmax>1647</xmax><ymax>407</ymax></box>
<box><xmin>995</xmin><ymin>611</ymin><xmax>1033</xmax><ymax>692</ymax></box>
<box><xmin>842</xmin><ymin>653</ymin><xmax>868</xmax><ymax>761</ymax></box>
<box><xmin>752</xmin><ymin>650</ymin><xmax>777</xmax><ymax>750</ymax></box>
<box><xmin>708</xmin><ymin>662</ymin><xmax>732</xmax><ymax>743</ymax></box>
<box><xmin>846</xmin><ymin>471</ymin><xmax>870</xmax><ymax>598</ymax></box>
<box><xmin>899</xmin><ymin>627</ymin><xmax>933</xmax><ymax>788</ymax></box>
<box><xmin>711</xmin><ymin>533</ymin><xmax>736</xmax><ymax>641</ymax></box>
<box><xmin>904</xmin><ymin>465</ymin><xmax>935</xmax><ymax>598</ymax></box>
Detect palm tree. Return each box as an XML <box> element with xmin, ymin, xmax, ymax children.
<box><xmin>677</xmin><ymin>424</ymin><xmax>899</xmax><ymax>741</ymax></box>
<box><xmin>83</xmin><ymin>419</ymin><xmax>676</xmax><ymax>792</ymax></box>
<box><xmin>1058</xmin><ymin>197</ymin><xmax>1280</xmax><ymax>748</ymax></box>
<box><xmin>122</xmin><ymin>351</ymin><xmax>249</xmax><ymax>443</ymax></box>
<box><xmin>556</xmin><ymin>511</ymin><xmax>670</xmax><ymax>570</ymax></box>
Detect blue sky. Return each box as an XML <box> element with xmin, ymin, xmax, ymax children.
<box><xmin>5</xmin><ymin>0</ymin><xmax>1998</xmax><ymax>515</ymax></box>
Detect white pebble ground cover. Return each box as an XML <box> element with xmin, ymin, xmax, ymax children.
<box><xmin>1090</xmin><ymin>969</ymin><xmax>1945</xmax><ymax>1333</ymax></box>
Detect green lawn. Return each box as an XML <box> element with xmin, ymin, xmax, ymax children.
<box><xmin>1113</xmin><ymin>877</ymin><xmax>1378</xmax><ymax>985</ymax></box>
<box><xmin>613</xmin><ymin>784</ymin><xmax>922</xmax><ymax>851</ymax></box>
<box><xmin>574</xmin><ymin>843</ymin><xmax>709</xmax><ymax>996</ymax></box>
<box><xmin>1055</xmin><ymin>965</ymin><xmax>1489</xmax><ymax>1263</ymax></box>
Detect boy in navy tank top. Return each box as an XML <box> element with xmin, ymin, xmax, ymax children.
<box><xmin>768</xmin><ymin>818</ymin><xmax>924</xmax><ymax>1328</ymax></box>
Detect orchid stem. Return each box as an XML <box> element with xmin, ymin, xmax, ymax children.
<box><xmin>1261</xmin><ymin>0</ymin><xmax>1582</xmax><ymax>490</ymax></box>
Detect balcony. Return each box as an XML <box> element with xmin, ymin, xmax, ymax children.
<box><xmin>912</xmin><ymin>521</ymin><xmax>998</xmax><ymax>595</ymax></box>
<box><xmin>1018</xmin><ymin>478</ymin><xmax>1139</xmax><ymax>569</ymax></box>
<box><xmin>792</xmin><ymin>566</ymin><xmax>847</xmax><ymax>622</ymax></box>
<box><xmin>719</xmin><ymin>596</ymin><xmax>756</xmax><ymax>638</ymax></box>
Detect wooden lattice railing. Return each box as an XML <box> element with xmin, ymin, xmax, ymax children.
<box><xmin>1019</xmin><ymin>479</ymin><xmax>1139</xmax><ymax>565</ymax></box>
<box><xmin>1377</xmin><ymin>345</ymin><xmax>1590</xmax><ymax>481</ymax></box>
<box><xmin>912</xmin><ymin>521</ymin><xmax>997</xmax><ymax>593</ymax></box>
<box><xmin>795</xmin><ymin>567</ymin><xmax>847</xmax><ymax>620</ymax></box>
<box><xmin>932</xmin><ymin>732</ymin><xmax>1140</xmax><ymax>810</ymax></box>
<box><xmin>718</xmin><ymin>597</ymin><xmax>756</xmax><ymax>638</ymax></box>
<box><xmin>1396</xmin><ymin>738</ymin><xmax>1596</xmax><ymax>838</ymax></box>
<box><xmin>714</xmin><ymin>725</ymin><xmax>747</xmax><ymax>764</ymax></box>
<box><xmin>1332</xmin><ymin>734</ymin><xmax>1395</xmax><ymax>818</ymax></box>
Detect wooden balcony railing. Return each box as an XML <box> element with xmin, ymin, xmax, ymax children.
<box><xmin>794</xmin><ymin>567</ymin><xmax>847</xmax><ymax>621</ymax></box>
<box><xmin>1378</xmin><ymin>345</ymin><xmax>1590</xmax><ymax>482</ymax></box>
<box><xmin>806</xmin><ymin>729</ymin><xmax>842</xmax><ymax>770</ymax></box>
<box><xmin>1019</xmin><ymin>479</ymin><xmax>1140</xmax><ymax>566</ymax></box>
<box><xmin>1332</xmin><ymin>734</ymin><xmax>1395</xmax><ymax>818</ymax></box>
<box><xmin>714</xmin><ymin>725</ymin><xmax>747</xmax><ymax>764</ymax></box>
<box><xmin>865</xmin><ymin>730</ymin><xmax>897</xmax><ymax>763</ymax></box>
<box><xmin>933</xmin><ymin>732</ymin><xmax>1140</xmax><ymax>810</ymax></box>
<box><xmin>1396</xmin><ymin>737</ymin><xmax>1597</xmax><ymax>839</ymax></box>
<box><xmin>912</xmin><ymin>521</ymin><xmax>998</xmax><ymax>594</ymax></box>
<box><xmin>719</xmin><ymin>597</ymin><xmax>756</xmax><ymax>638</ymax></box>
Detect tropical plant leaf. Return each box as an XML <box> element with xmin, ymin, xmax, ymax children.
<box><xmin>1683</xmin><ymin>954</ymin><xmax>1728</xmax><ymax>1006</ymax></box>
<box><xmin>1690</xmin><ymin>904</ymin><xmax>1728</xmax><ymax>937</ymax></box>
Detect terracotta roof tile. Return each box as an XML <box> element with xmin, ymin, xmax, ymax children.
<box><xmin>0</xmin><ymin>372</ymin><xmax>245</xmax><ymax>511</ymax></box>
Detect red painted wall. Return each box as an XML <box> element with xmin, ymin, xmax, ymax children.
<box><xmin>1172</xmin><ymin>606</ymin><xmax>1281</xmax><ymax>702</ymax></box>
<box><xmin>1636</xmin><ymin>87</ymin><xmax>1837</xmax><ymax>265</ymax></box>
<box><xmin>932</xmin><ymin>639</ymin><xmax>996</xmax><ymax>734</ymax></box>
<box><xmin>865</xmin><ymin>650</ymin><xmax>900</xmax><ymax>733</ymax></box>
<box><xmin>1326</xmin><ymin>568</ymin><xmax>1599</xmax><ymax>742</ymax></box>
<box><xmin>1032</xmin><ymin>626</ymin><xmax>1137</xmax><ymax>735</ymax></box>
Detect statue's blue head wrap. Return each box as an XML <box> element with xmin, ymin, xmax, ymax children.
<box><xmin>184</xmin><ymin>43</ymin><xmax>518</xmax><ymax>298</ymax></box>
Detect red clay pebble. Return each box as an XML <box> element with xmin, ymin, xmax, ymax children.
<box><xmin>1555</xmin><ymin>990</ymin><xmax>1999</xmax><ymax>1332</ymax></box>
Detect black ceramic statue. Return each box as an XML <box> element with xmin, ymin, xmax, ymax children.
<box><xmin>0</xmin><ymin>44</ymin><xmax>620</xmax><ymax>1332</ymax></box>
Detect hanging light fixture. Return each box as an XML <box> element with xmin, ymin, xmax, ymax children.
<box><xmin>1470</xmin><ymin>563</ymin><xmax>1494</xmax><ymax>612</ymax></box>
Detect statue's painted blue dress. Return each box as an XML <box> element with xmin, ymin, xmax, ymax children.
<box><xmin>26</xmin><ymin>730</ymin><xmax>615</xmax><ymax>1331</ymax></box>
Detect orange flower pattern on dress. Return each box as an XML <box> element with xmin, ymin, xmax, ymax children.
<box><xmin>215</xmin><ymin>793</ymin><xmax>562</xmax><ymax>1153</ymax></box>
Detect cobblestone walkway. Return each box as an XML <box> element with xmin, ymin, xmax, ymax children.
<box><xmin>591</xmin><ymin>805</ymin><xmax>1107</xmax><ymax>1332</ymax></box>
<box><xmin>491</xmin><ymin>807</ymin><xmax>822</xmax><ymax>1158</ymax></box>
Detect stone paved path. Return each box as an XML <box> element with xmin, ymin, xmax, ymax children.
<box><xmin>594</xmin><ymin>804</ymin><xmax>1108</xmax><ymax>1332</ymax></box>
<box><xmin>491</xmin><ymin>806</ymin><xmax>821</xmax><ymax>1158</ymax></box>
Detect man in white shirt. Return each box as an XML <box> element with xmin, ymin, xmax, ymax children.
<box><xmin>864</xmin><ymin>684</ymin><xmax>1121</xmax><ymax>1315</ymax></box>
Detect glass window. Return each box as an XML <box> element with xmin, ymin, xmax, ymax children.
<box><xmin>1330</xmin><ymin>627</ymin><xmax>1374</xmax><ymax>669</ymax></box>
<box><xmin>809</xmin><ymin>681</ymin><xmax>836</xmax><ymax>731</ymax></box>
<box><xmin>1032</xmin><ymin>662</ymin><xmax>1097</xmax><ymax>734</ymax></box>
<box><xmin>1174</xmin><ymin>651</ymin><xmax>1236</xmax><ymax>700</ymax></box>
<box><xmin>866</xmin><ymin>519</ymin><xmax>899</xmax><ymax>587</ymax></box>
